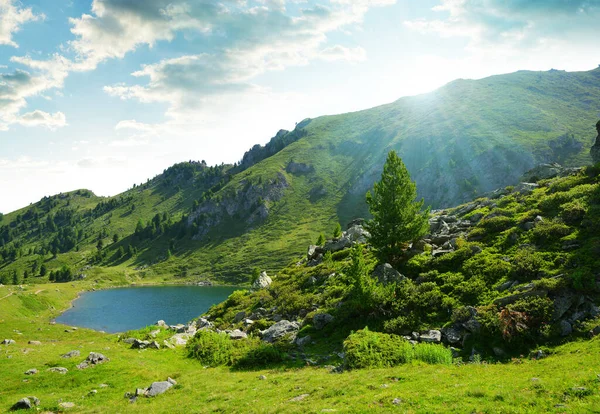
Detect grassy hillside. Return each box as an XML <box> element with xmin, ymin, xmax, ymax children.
<box><xmin>2</xmin><ymin>68</ymin><xmax>600</xmax><ymax>283</ymax></box>
<box><xmin>1</xmin><ymin>281</ymin><xmax>600</xmax><ymax>412</ymax></box>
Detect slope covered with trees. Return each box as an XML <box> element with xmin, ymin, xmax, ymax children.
<box><xmin>1</xmin><ymin>67</ymin><xmax>600</xmax><ymax>284</ymax></box>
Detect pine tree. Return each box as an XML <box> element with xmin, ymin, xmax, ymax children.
<box><xmin>366</xmin><ymin>150</ymin><xmax>430</xmax><ymax>264</ymax></box>
<box><xmin>333</xmin><ymin>223</ymin><xmax>342</xmax><ymax>238</ymax></box>
<box><xmin>316</xmin><ymin>233</ymin><xmax>326</xmax><ymax>246</ymax></box>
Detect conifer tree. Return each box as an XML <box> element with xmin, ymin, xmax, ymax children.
<box><xmin>366</xmin><ymin>150</ymin><xmax>430</xmax><ymax>264</ymax></box>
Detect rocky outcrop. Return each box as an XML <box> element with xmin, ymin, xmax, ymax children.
<box><xmin>188</xmin><ymin>173</ymin><xmax>289</xmax><ymax>240</ymax></box>
<box><xmin>520</xmin><ymin>163</ymin><xmax>582</xmax><ymax>183</ymax></box>
<box><xmin>11</xmin><ymin>397</ymin><xmax>40</xmax><ymax>410</ymax></box>
<box><xmin>252</xmin><ymin>271</ymin><xmax>272</xmax><ymax>289</ymax></box>
<box><xmin>372</xmin><ymin>263</ymin><xmax>405</xmax><ymax>285</ymax></box>
<box><xmin>590</xmin><ymin>120</ymin><xmax>600</xmax><ymax>164</ymax></box>
<box><xmin>77</xmin><ymin>352</ymin><xmax>109</xmax><ymax>369</ymax></box>
<box><xmin>237</xmin><ymin>125</ymin><xmax>309</xmax><ymax>171</ymax></box>
<box><xmin>312</xmin><ymin>313</ymin><xmax>334</xmax><ymax>330</ymax></box>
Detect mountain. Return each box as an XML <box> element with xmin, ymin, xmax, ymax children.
<box><xmin>1</xmin><ymin>67</ymin><xmax>600</xmax><ymax>283</ymax></box>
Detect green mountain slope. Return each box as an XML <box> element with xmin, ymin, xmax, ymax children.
<box><xmin>1</xmin><ymin>67</ymin><xmax>600</xmax><ymax>283</ymax></box>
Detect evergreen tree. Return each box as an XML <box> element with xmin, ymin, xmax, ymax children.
<box><xmin>333</xmin><ymin>223</ymin><xmax>342</xmax><ymax>238</ymax></box>
<box><xmin>40</xmin><ymin>263</ymin><xmax>47</xmax><ymax>276</ymax></box>
<box><xmin>366</xmin><ymin>150</ymin><xmax>430</xmax><ymax>264</ymax></box>
<box><xmin>113</xmin><ymin>233</ymin><xmax>119</xmax><ymax>243</ymax></box>
<box><xmin>316</xmin><ymin>233</ymin><xmax>326</xmax><ymax>246</ymax></box>
<box><xmin>12</xmin><ymin>270</ymin><xmax>20</xmax><ymax>285</ymax></box>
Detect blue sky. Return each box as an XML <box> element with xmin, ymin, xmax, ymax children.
<box><xmin>1</xmin><ymin>0</ymin><xmax>599</xmax><ymax>213</ymax></box>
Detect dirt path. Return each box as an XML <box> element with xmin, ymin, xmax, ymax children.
<box><xmin>0</xmin><ymin>291</ymin><xmax>14</xmax><ymax>301</ymax></box>
<box><xmin>34</xmin><ymin>289</ymin><xmax>45</xmax><ymax>295</ymax></box>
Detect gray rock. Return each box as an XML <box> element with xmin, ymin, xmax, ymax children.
<box><xmin>28</xmin><ymin>340</ymin><xmax>41</xmax><ymax>345</ymax></box>
<box><xmin>323</xmin><ymin>237</ymin><xmax>352</xmax><ymax>253</ymax></box>
<box><xmin>372</xmin><ymin>263</ymin><xmax>405</xmax><ymax>285</ymax></box>
<box><xmin>589</xmin><ymin>325</ymin><xmax>600</xmax><ymax>337</ymax></box>
<box><xmin>169</xmin><ymin>333</ymin><xmax>192</xmax><ymax>346</ymax></box>
<box><xmin>261</xmin><ymin>320</ymin><xmax>300</xmax><ymax>343</ymax></box>
<box><xmin>167</xmin><ymin>377</ymin><xmax>177</xmax><ymax>385</ymax></box>
<box><xmin>148</xmin><ymin>341</ymin><xmax>161</xmax><ymax>349</ymax></box>
<box><xmin>252</xmin><ymin>271</ymin><xmax>272</xmax><ymax>289</ymax></box>
<box><xmin>258</xmin><ymin>375</ymin><xmax>267</xmax><ymax>380</ymax></box>
<box><xmin>514</xmin><ymin>182</ymin><xmax>539</xmax><ymax>195</ymax></box>
<box><xmin>11</xmin><ymin>397</ymin><xmax>40</xmax><ymax>410</ymax></box>
<box><xmin>290</xmin><ymin>394</ymin><xmax>310</xmax><ymax>402</ymax></box>
<box><xmin>132</xmin><ymin>339</ymin><xmax>151</xmax><ymax>349</ymax></box>
<box><xmin>233</xmin><ymin>311</ymin><xmax>246</xmax><ymax>323</ymax></box>
<box><xmin>149</xmin><ymin>330</ymin><xmax>161</xmax><ymax>338</ymax></box>
<box><xmin>559</xmin><ymin>320</ymin><xmax>573</xmax><ymax>337</ymax></box>
<box><xmin>295</xmin><ymin>335</ymin><xmax>312</xmax><ymax>347</ymax></box>
<box><xmin>146</xmin><ymin>381</ymin><xmax>173</xmax><ymax>397</ymax></box>
<box><xmin>419</xmin><ymin>330</ymin><xmax>442</xmax><ymax>343</ymax></box>
<box><xmin>462</xmin><ymin>318</ymin><xmax>481</xmax><ymax>333</ymax></box>
<box><xmin>85</xmin><ymin>352</ymin><xmax>109</xmax><ymax>365</ymax></box>
<box><xmin>156</xmin><ymin>320</ymin><xmax>168</xmax><ymax>328</ymax></box>
<box><xmin>2</xmin><ymin>339</ymin><xmax>15</xmax><ymax>345</ymax></box>
<box><xmin>392</xmin><ymin>398</ymin><xmax>402</xmax><ymax>405</ymax></box>
<box><xmin>441</xmin><ymin>326</ymin><xmax>462</xmax><ymax>344</ymax></box>
<box><xmin>492</xmin><ymin>347</ymin><xmax>507</xmax><ymax>358</ymax></box>
<box><xmin>313</xmin><ymin>313</ymin><xmax>334</xmax><ymax>330</ymax></box>
<box><xmin>47</xmin><ymin>367</ymin><xmax>68</xmax><ymax>374</ymax></box>
<box><xmin>59</xmin><ymin>402</ymin><xmax>75</xmax><ymax>409</ymax></box>
<box><xmin>61</xmin><ymin>350</ymin><xmax>81</xmax><ymax>358</ymax></box>
<box><xmin>345</xmin><ymin>225</ymin><xmax>370</xmax><ymax>244</ymax></box>
<box><xmin>162</xmin><ymin>340</ymin><xmax>175</xmax><ymax>349</ymax></box>
<box><xmin>24</xmin><ymin>368</ymin><xmax>38</xmax><ymax>375</ymax></box>
<box><xmin>121</xmin><ymin>338</ymin><xmax>137</xmax><ymax>345</ymax></box>
<box><xmin>135</xmin><ymin>388</ymin><xmax>147</xmax><ymax>397</ymax></box>
<box><xmin>229</xmin><ymin>329</ymin><xmax>248</xmax><ymax>340</ymax></box>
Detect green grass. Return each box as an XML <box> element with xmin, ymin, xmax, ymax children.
<box><xmin>1</xmin><ymin>282</ymin><xmax>600</xmax><ymax>412</ymax></box>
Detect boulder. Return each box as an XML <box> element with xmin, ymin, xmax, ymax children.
<box><xmin>11</xmin><ymin>397</ymin><xmax>40</xmax><ymax>410</ymax></box>
<box><xmin>345</xmin><ymin>225</ymin><xmax>370</xmax><ymax>244</ymax></box>
<box><xmin>559</xmin><ymin>320</ymin><xmax>573</xmax><ymax>337</ymax></box>
<box><xmin>261</xmin><ymin>320</ymin><xmax>300</xmax><ymax>343</ymax></box>
<box><xmin>146</xmin><ymin>381</ymin><xmax>173</xmax><ymax>397</ymax></box>
<box><xmin>149</xmin><ymin>330</ymin><xmax>161</xmax><ymax>338</ymax></box>
<box><xmin>441</xmin><ymin>326</ymin><xmax>462</xmax><ymax>344</ymax></box>
<box><xmin>58</xmin><ymin>402</ymin><xmax>75</xmax><ymax>409</ymax></box>
<box><xmin>169</xmin><ymin>333</ymin><xmax>192</xmax><ymax>346</ymax></box>
<box><xmin>371</xmin><ymin>263</ymin><xmax>405</xmax><ymax>285</ymax></box>
<box><xmin>2</xmin><ymin>339</ymin><xmax>15</xmax><ymax>345</ymax></box>
<box><xmin>24</xmin><ymin>368</ymin><xmax>38</xmax><ymax>375</ymax></box>
<box><xmin>195</xmin><ymin>317</ymin><xmax>214</xmax><ymax>330</ymax></box>
<box><xmin>520</xmin><ymin>163</ymin><xmax>567</xmax><ymax>183</ymax></box>
<box><xmin>307</xmin><ymin>245</ymin><xmax>324</xmax><ymax>260</ymax></box>
<box><xmin>252</xmin><ymin>271</ymin><xmax>272</xmax><ymax>289</ymax></box>
<box><xmin>132</xmin><ymin>339</ymin><xmax>151</xmax><ymax>349</ymax></box>
<box><xmin>323</xmin><ymin>237</ymin><xmax>352</xmax><ymax>253</ymax></box>
<box><xmin>228</xmin><ymin>329</ymin><xmax>248</xmax><ymax>340</ymax></box>
<box><xmin>419</xmin><ymin>330</ymin><xmax>442</xmax><ymax>343</ymax></box>
<box><xmin>233</xmin><ymin>311</ymin><xmax>246</xmax><ymax>323</ymax></box>
<box><xmin>121</xmin><ymin>338</ymin><xmax>137</xmax><ymax>345</ymax></box>
<box><xmin>313</xmin><ymin>313</ymin><xmax>334</xmax><ymax>330</ymax></box>
<box><xmin>513</xmin><ymin>183</ymin><xmax>539</xmax><ymax>195</ymax></box>
<box><xmin>47</xmin><ymin>367</ymin><xmax>68</xmax><ymax>374</ymax></box>
<box><xmin>61</xmin><ymin>350</ymin><xmax>80</xmax><ymax>358</ymax></box>
<box><xmin>295</xmin><ymin>335</ymin><xmax>312</xmax><ymax>347</ymax></box>
<box><xmin>148</xmin><ymin>341</ymin><xmax>161</xmax><ymax>349</ymax></box>
<box><xmin>28</xmin><ymin>340</ymin><xmax>41</xmax><ymax>346</ymax></box>
<box><xmin>156</xmin><ymin>320</ymin><xmax>168</xmax><ymax>328</ymax></box>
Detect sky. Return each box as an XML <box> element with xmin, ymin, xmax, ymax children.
<box><xmin>1</xmin><ymin>0</ymin><xmax>599</xmax><ymax>214</ymax></box>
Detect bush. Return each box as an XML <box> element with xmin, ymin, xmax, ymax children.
<box><xmin>343</xmin><ymin>328</ymin><xmax>413</xmax><ymax>369</ymax></box>
<box><xmin>187</xmin><ymin>331</ymin><xmax>235</xmax><ymax>366</ymax></box>
<box><xmin>343</xmin><ymin>328</ymin><xmax>452</xmax><ymax>369</ymax></box>
<box><xmin>511</xmin><ymin>248</ymin><xmax>549</xmax><ymax>281</ymax></box>
<box><xmin>560</xmin><ymin>200</ymin><xmax>587</xmax><ymax>225</ymax></box>
<box><xmin>530</xmin><ymin>219</ymin><xmax>572</xmax><ymax>245</ymax></box>
<box><xmin>234</xmin><ymin>343</ymin><xmax>285</xmax><ymax>369</ymax></box>
<box><xmin>479</xmin><ymin>216</ymin><xmax>515</xmax><ymax>233</ymax></box>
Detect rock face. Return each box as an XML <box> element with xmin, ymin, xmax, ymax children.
<box><xmin>322</xmin><ymin>223</ymin><xmax>370</xmax><ymax>253</ymax></box>
<box><xmin>591</xmin><ymin>120</ymin><xmax>600</xmax><ymax>164</ymax></box>
<box><xmin>261</xmin><ymin>320</ymin><xmax>300</xmax><ymax>343</ymax></box>
<box><xmin>252</xmin><ymin>271</ymin><xmax>272</xmax><ymax>289</ymax></box>
<box><xmin>519</xmin><ymin>163</ymin><xmax>581</xmax><ymax>183</ymax></box>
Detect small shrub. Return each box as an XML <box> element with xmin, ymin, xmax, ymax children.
<box><xmin>187</xmin><ymin>331</ymin><xmax>234</xmax><ymax>366</ymax></box>
<box><xmin>511</xmin><ymin>248</ymin><xmax>549</xmax><ymax>281</ymax></box>
<box><xmin>234</xmin><ymin>343</ymin><xmax>284</xmax><ymax>369</ymax></box>
<box><xmin>560</xmin><ymin>200</ymin><xmax>587</xmax><ymax>225</ymax></box>
<box><xmin>343</xmin><ymin>328</ymin><xmax>413</xmax><ymax>369</ymax></box>
<box><xmin>530</xmin><ymin>219</ymin><xmax>572</xmax><ymax>245</ymax></box>
<box><xmin>479</xmin><ymin>216</ymin><xmax>515</xmax><ymax>233</ymax></box>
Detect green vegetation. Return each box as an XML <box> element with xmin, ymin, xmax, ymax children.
<box><xmin>2</xmin><ymin>68</ymin><xmax>600</xmax><ymax>286</ymax></box>
<box><xmin>366</xmin><ymin>150</ymin><xmax>429</xmax><ymax>263</ymax></box>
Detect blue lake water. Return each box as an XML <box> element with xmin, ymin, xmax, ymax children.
<box><xmin>55</xmin><ymin>285</ymin><xmax>238</xmax><ymax>333</ymax></box>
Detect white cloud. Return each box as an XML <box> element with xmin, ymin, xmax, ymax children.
<box><xmin>0</xmin><ymin>0</ymin><xmax>44</xmax><ymax>47</ymax></box>
<box><xmin>318</xmin><ymin>45</ymin><xmax>366</xmax><ymax>62</ymax></box>
<box><xmin>405</xmin><ymin>0</ymin><xmax>600</xmax><ymax>51</ymax></box>
<box><xmin>16</xmin><ymin>110</ymin><xmax>67</xmax><ymax>130</ymax></box>
<box><xmin>0</xmin><ymin>54</ymin><xmax>70</xmax><ymax>130</ymax></box>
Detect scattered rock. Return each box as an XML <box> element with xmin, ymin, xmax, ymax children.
<box><xmin>167</xmin><ymin>377</ymin><xmax>177</xmax><ymax>385</ymax></box>
<box><xmin>229</xmin><ymin>329</ymin><xmax>248</xmax><ymax>340</ymax></box>
<box><xmin>61</xmin><ymin>350</ymin><xmax>80</xmax><ymax>358</ymax></box>
<box><xmin>24</xmin><ymin>368</ymin><xmax>38</xmax><ymax>375</ymax></box>
<box><xmin>47</xmin><ymin>367</ymin><xmax>68</xmax><ymax>374</ymax></box>
<box><xmin>290</xmin><ymin>394</ymin><xmax>310</xmax><ymax>402</ymax></box>
<box><xmin>2</xmin><ymin>339</ymin><xmax>15</xmax><ymax>345</ymax></box>
<box><xmin>132</xmin><ymin>339</ymin><xmax>151</xmax><ymax>349</ymax></box>
<box><xmin>295</xmin><ymin>335</ymin><xmax>312</xmax><ymax>347</ymax></box>
<box><xmin>146</xmin><ymin>381</ymin><xmax>173</xmax><ymax>397</ymax></box>
<box><xmin>156</xmin><ymin>320</ymin><xmax>168</xmax><ymax>328</ymax></box>
<box><xmin>148</xmin><ymin>341</ymin><xmax>161</xmax><ymax>349</ymax></box>
<box><xmin>261</xmin><ymin>320</ymin><xmax>300</xmax><ymax>343</ymax></box>
<box><xmin>371</xmin><ymin>263</ymin><xmax>405</xmax><ymax>285</ymax></box>
<box><xmin>392</xmin><ymin>398</ymin><xmax>402</xmax><ymax>405</ymax></box>
<box><xmin>27</xmin><ymin>340</ymin><xmax>41</xmax><ymax>346</ymax></box>
<box><xmin>162</xmin><ymin>340</ymin><xmax>175</xmax><ymax>349</ymax></box>
<box><xmin>11</xmin><ymin>397</ymin><xmax>39</xmax><ymax>410</ymax></box>
<box><xmin>253</xmin><ymin>271</ymin><xmax>273</xmax><ymax>289</ymax></box>
<box><xmin>559</xmin><ymin>320</ymin><xmax>573</xmax><ymax>337</ymax></box>
<box><xmin>59</xmin><ymin>402</ymin><xmax>75</xmax><ymax>409</ymax></box>
<box><xmin>77</xmin><ymin>352</ymin><xmax>109</xmax><ymax>369</ymax></box>
<box><xmin>233</xmin><ymin>311</ymin><xmax>246</xmax><ymax>323</ymax></box>
<box><xmin>88</xmin><ymin>390</ymin><xmax>98</xmax><ymax>396</ymax></box>
<box><xmin>149</xmin><ymin>330</ymin><xmax>161</xmax><ymax>338</ymax></box>
<box><xmin>121</xmin><ymin>338</ymin><xmax>137</xmax><ymax>345</ymax></box>
<box><xmin>169</xmin><ymin>333</ymin><xmax>192</xmax><ymax>347</ymax></box>
<box><xmin>258</xmin><ymin>375</ymin><xmax>267</xmax><ymax>380</ymax></box>
<box><xmin>313</xmin><ymin>313</ymin><xmax>334</xmax><ymax>330</ymax></box>
<box><xmin>419</xmin><ymin>330</ymin><xmax>442</xmax><ymax>343</ymax></box>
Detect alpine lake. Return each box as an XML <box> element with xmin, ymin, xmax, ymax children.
<box><xmin>55</xmin><ymin>285</ymin><xmax>239</xmax><ymax>333</ymax></box>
